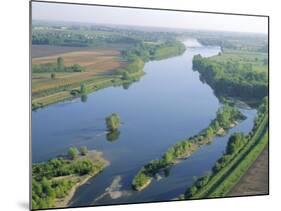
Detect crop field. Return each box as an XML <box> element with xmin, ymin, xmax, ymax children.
<box><xmin>32</xmin><ymin>48</ymin><xmax>126</xmax><ymax>94</ymax></box>
<box><xmin>31</xmin><ymin>45</ymin><xmax>129</xmax><ymax>109</ymax></box>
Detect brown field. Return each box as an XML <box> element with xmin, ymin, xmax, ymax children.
<box><xmin>32</xmin><ymin>48</ymin><xmax>126</xmax><ymax>96</ymax></box>
<box><xmin>32</xmin><ymin>48</ymin><xmax>125</xmax><ymax>73</ymax></box>
<box><xmin>228</xmin><ymin>145</ymin><xmax>269</xmax><ymax>196</ymax></box>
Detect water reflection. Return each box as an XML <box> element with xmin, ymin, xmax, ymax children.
<box><xmin>106</xmin><ymin>130</ymin><xmax>120</xmax><ymax>142</ymax></box>
<box><xmin>81</xmin><ymin>94</ymin><xmax>88</xmax><ymax>103</ymax></box>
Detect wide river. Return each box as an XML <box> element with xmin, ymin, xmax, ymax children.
<box><xmin>32</xmin><ymin>40</ymin><xmax>257</xmax><ymax>206</ymax></box>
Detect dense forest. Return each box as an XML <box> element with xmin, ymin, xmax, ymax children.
<box><xmin>192</xmin><ymin>53</ymin><xmax>268</xmax><ymax>101</ymax></box>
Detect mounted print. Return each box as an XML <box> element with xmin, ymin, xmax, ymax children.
<box><xmin>30</xmin><ymin>1</ymin><xmax>269</xmax><ymax>210</ymax></box>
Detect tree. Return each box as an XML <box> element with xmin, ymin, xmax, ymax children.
<box><xmin>185</xmin><ymin>186</ymin><xmax>198</xmax><ymax>197</ymax></box>
<box><xmin>122</xmin><ymin>71</ymin><xmax>130</xmax><ymax>80</ymax></box>
<box><xmin>79</xmin><ymin>146</ymin><xmax>88</xmax><ymax>156</ymax></box>
<box><xmin>226</xmin><ymin>133</ymin><xmax>246</xmax><ymax>155</ymax></box>
<box><xmin>206</xmin><ymin>127</ymin><xmax>214</xmax><ymax>139</ymax></box>
<box><xmin>51</xmin><ymin>73</ymin><xmax>56</xmax><ymax>79</ymax></box>
<box><xmin>105</xmin><ymin>113</ymin><xmax>120</xmax><ymax>131</ymax></box>
<box><xmin>68</xmin><ymin>147</ymin><xmax>79</xmax><ymax>160</ymax></box>
<box><xmin>57</xmin><ymin>57</ymin><xmax>64</xmax><ymax>71</ymax></box>
<box><xmin>80</xmin><ymin>83</ymin><xmax>87</xmax><ymax>94</ymax></box>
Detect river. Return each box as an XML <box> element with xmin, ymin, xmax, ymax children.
<box><xmin>32</xmin><ymin>40</ymin><xmax>256</xmax><ymax>206</ymax></box>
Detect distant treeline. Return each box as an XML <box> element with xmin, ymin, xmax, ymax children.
<box><xmin>192</xmin><ymin>54</ymin><xmax>268</xmax><ymax>101</ymax></box>
<box><xmin>197</xmin><ymin>36</ymin><xmax>268</xmax><ymax>53</ymax></box>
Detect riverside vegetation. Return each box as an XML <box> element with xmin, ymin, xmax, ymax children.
<box><xmin>132</xmin><ymin>105</ymin><xmax>246</xmax><ymax>191</ymax></box>
<box><xmin>179</xmin><ymin>35</ymin><xmax>268</xmax><ymax>198</ymax></box>
<box><xmin>32</xmin><ymin>146</ymin><xmax>109</xmax><ymax>209</ymax></box>
<box><xmin>183</xmin><ymin>97</ymin><xmax>268</xmax><ymax>199</ymax></box>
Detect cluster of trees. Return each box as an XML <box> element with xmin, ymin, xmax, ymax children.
<box><xmin>32</xmin><ymin>57</ymin><xmax>85</xmax><ymax>73</ymax></box>
<box><xmin>32</xmin><ymin>146</ymin><xmax>102</xmax><ymax>209</ymax></box>
<box><xmin>105</xmin><ymin>113</ymin><xmax>121</xmax><ymax>132</ymax></box>
<box><xmin>132</xmin><ymin>168</ymin><xmax>152</xmax><ymax>191</ymax></box>
<box><xmin>185</xmin><ymin>97</ymin><xmax>268</xmax><ymax>198</ymax></box>
<box><xmin>67</xmin><ymin>146</ymin><xmax>88</xmax><ymax>160</ymax></box>
<box><xmin>132</xmin><ymin>106</ymin><xmax>245</xmax><ymax>191</ymax></box>
<box><xmin>192</xmin><ymin>54</ymin><xmax>268</xmax><ymax>100</ymax></box>
<box><xmin>32</xmin><ymin>177</ymin><xmax>75</xmax><ymax>209</ymax></box>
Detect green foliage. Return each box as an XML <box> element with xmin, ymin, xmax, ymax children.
<box><xmin>32</xmin><ymin>147</ymin><xmax>106</xmax><ymax>209</ymax></box>
<box><xmin>151</xmin><ymin>41</ymin><xmax>186</xmax><ymax>60</ymax></box>
<box><xmin>132</xmin><ymin>169</ymin><xmax>151</xmax><ymax>190</ymax></box>
<box><xmin>68</xmin><ymin>147</ymin><xmax>79</xmax><ymax>160</ymax></box>
<box><xmin>226</xmin><ymin>133</ymin><xmax>246</xmax><ymax>154</ymax></box>
<box><xmin>215</xmin><ymin>105</ymin><xmax>244</xmax><ymax>129</ymax></box>
<box><xmin>80</xmin><ymin>83</ymin><xmax>87</xmax><ymax>94</ymax></box>
<box><xmin>105</xmin><ymin>113</ymin><xmax>120</xmax><ymax>131</ymax></box>
<box><xmin>79</xmin><ymin>146</ymin><xmax>88</xmax><ymax>156</ymax></box>
<box><xmin>192</xmin><ymin>50</ymin><xmax>268</xmax><ymax>101</ymax></box>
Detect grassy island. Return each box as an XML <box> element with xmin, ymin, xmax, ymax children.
<box><xmin>32</xmin><ymin>147</ymin><xmax>109</xmax><ymax>210</ymax></box>
<box><xmin>132</xmin><ymin>105</ymin><xmax>246</xmax><ymax>191</ymax></box>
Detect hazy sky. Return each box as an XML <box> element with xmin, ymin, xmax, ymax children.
<box><xmin>32</xmin><ymin>1</ymin><xmax>268</xmax><ymax>34</ymax></box>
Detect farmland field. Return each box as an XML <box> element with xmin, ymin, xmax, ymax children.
<box><xmin>31</xmin><ymin>45</ymin><xmax>127</xmax><ymax>108</ymax></box>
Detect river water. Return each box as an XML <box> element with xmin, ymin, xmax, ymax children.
<box><xmin>32</xmin><ymin>40</ymin><xmax>256</xmax><ymax>206</ymax></box>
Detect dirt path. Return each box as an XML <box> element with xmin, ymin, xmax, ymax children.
<box><xmin>228</xmin><ymin>145</ymin><xmax>269</xmax><ymax>196</ymax></box>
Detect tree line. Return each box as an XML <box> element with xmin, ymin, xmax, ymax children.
<box><xmin>32</xmin><ymin>57</ymin><xmax>85</xmax><ymax>73</ymax></box>
<box><xmin>193</xmin><ymin>54</ymin><xmax>268</xmax><ymax>100</ymax></box>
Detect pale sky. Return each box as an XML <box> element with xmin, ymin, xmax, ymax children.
<box><xmin>32</xmin><ymin>1</ymin><xmax>268</xmax><ymax>34</ymax></box>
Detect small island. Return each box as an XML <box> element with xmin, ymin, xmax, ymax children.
<box><xmin>132</xmin><ymin>105</ymin><xmax>246</xmax><ymax>191</ymax></box>
<box><xmin>32</xmin><ymin>146</ymin><xmax>109</xmax><ymax>209</ymax></box>
<box><xmin>106</xmin><ymin>113</ymin><xmax>121</xmax><ymax>132</ymax></box>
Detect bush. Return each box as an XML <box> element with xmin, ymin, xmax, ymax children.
<box><xmin>79</xmin><ymin>146</ymin><xmax>88</xmax><ymax>156</ymax></box>
<box><xmin>68</xmin><ymin>147</ymin><xmax>79</xmax><ymax>160</ymax></box>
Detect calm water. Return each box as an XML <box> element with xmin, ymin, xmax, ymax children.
<box><xmin>32</xmin><ymin>40</ymin><xmax>256</xmax><ymax>206</ymax></box>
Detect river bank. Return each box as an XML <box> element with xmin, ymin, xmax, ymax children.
<box><xmin>32</xmin><ymin>41</ymin><xmax>185</xmax><ymax>110</ymax></box>
<box><xmin>32</xmin><ymin>150</ymin><xmax>109</xmax><ymax>210</ymax></box>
